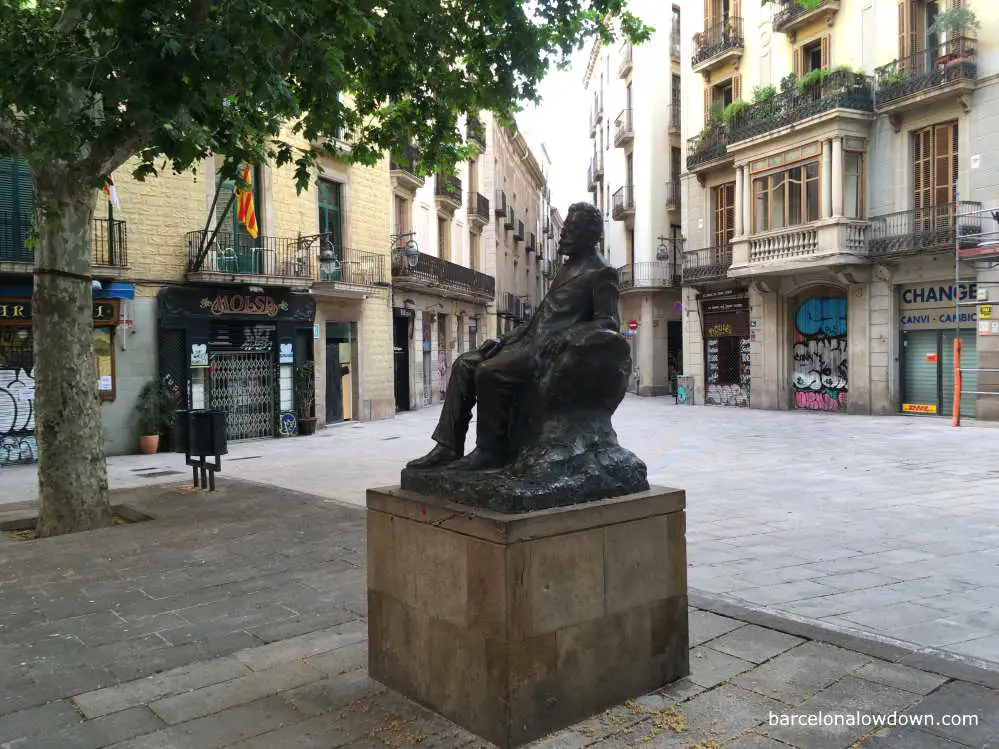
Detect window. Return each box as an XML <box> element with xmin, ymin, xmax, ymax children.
<box><xmin>394</xmin><ymin>195</ymin><xmax>409</xmax><ymax>235</ymax></box>
<box><xmin>469</xmin><ymin>231</ymin><xmax>480</xmax><ymax>271</ymax></box>
<box><xmin>468</xmin><ymin>158</ymin><xmax>478</xmax><ymax>194</ymax></box>
<box><xmin>713</xmin><ymin>182</ymin><xmax>736</xmax><ymax>247</ymax></box>
<box><xmin>0</xmin><ymin>156</ymin><xmax>33</xmax><ymax>261</ymax></box>
<box><xmin>793</xmin><ymin>35</ymin><xmax>830</xmax><ymax>77</ymax></box>
<box><xmin>671</xmin><ymin>74</ymin><xmax>681</xmax><ymax>110</ymax></box>
<box><xmin>844</xmin><ymin>149</ymin><xmax>864</xmax><ymax>219</ymax></box>
<box><xmin>671</xmin><ymin>147</ymin><xmax>682</xmax><ymax>184</ymax></box>
<box><xmin>215</xmin><ymin>161</ymin><xmax>263</xmax><ymax>249</ymax></box>
<box><xmin>318</xmin><ymin>178</ymin><xmax>343</xmax><ymax>247</ymax></box>
<box><xmin>95</xmin><ymin>327</ymin><xmax>115</xmax><ymax>401</ymax></box>
<box><xmin>713</xmin><ymin>81</ymin><xmax>734</xmax><ymax>109</ymax></box>
<box><xmin>438</xmin><ymin>216</ymin><xmax>450</xmax><ymax>260</ymax></box>
<box><xmin>753</xmin><ymin>159</ymin><xmax>820</xmax><ymax>232</ymax></box>
<box><xmin>705</xmin><ymin>76</ymin><xmax>741</xmax><ymax>123</ymax></box>
<box><xmin>913</xmin><ymin>122</ymin><xmax>957</xmax><ymax>211</ymax></box>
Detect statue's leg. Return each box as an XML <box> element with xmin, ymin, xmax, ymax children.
<box><xmin>473</xmin><ymin>348</ymin><xmax>534</xmax><ymax>457</ymax></box>
<box><xmin>431</xmin><ymin>351</ymin><xmax>482</xmax><ymax>451</ymax></box>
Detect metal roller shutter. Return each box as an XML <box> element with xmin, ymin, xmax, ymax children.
<box><xmin>941</xmin><ymin>331</ymin><xmax>977</xmax><ymax>419</ymax></box>
<box><xmin>902</xmin><ymin>330</ymin><xmax>939</xmax><ymax>410</ymax></box>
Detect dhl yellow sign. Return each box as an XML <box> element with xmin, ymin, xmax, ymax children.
<box><xmin>902</xmin><ymin>403</ymin><xmax>937</xmax><ymax>414</ymax></box>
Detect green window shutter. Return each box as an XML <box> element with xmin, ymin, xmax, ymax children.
<box><xmin>0</xmin><ymin>156</ymin><xmax>34</xmax><ymax>261</ymax></box>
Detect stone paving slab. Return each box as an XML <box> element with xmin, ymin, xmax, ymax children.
<box><xmin>0</xmin><ymin>482</ymin><xmax>996</xmax><ymax>748</ymax></box>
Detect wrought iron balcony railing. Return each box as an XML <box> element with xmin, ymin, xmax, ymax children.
<box><xmin>612</xmin><ymin>185</ymin><xmax>635</xmax><ymax>220</ymax></box>
<box><xmin>868</xmin><ymin>201</ymin><xmax>983</xmax><ymax>259</ymax></box>
<box><xmin>686</xmin><ymin>124</ymin><xmax>729</xmax><ymax>171</ymax></box>
<box><xmin>665</xmin><ymin>181</ymin><xmax>681</xmax><ymax>210</ymax></box>
<box><xmin>494</xmin><ymin>189</ymin><xmax>508</xmax><ymax>217</ymax></box>
<box><xmin>614</xmin><ymin>108</ymin><xmax>634</xmax><ymax>147</ymax></box>
<box><xmin>186</xmin><ymin>230</ymin><xmax>314</xmax><ymax>279</ymax></box>
<box><xmin>504</xmin><ymin>206</ymin><xmax>516</xmax><ymax>230</ymax></box>
<box><xmin>435</xmin><ymin>174</ymin><xmax>462</xmax><ymax>206</ymax></box>
<box><xmin>874</xmin><ymin>38</ymin><xmax>977</xmax><ymax>108</ymax></box>
<box><xmin>618</xmin><ymin>257</ymin><xmax>682</xmax><ymax>291</ymax></box>
<box><xmin>1</xmin><ymin>213</ymin><xmax>128</xmax><ymax>268</ymax></box>
<box><xmin>390</xmin><ymin>145</ymin><xmax>421</xmax><ymax>177</ymax></box>
<box><xmin>466</xmin><ymin>115</ymin><xmax>486</xmax><ymax>147</ymax></box>
<box><xmin>594</xmin><ymin>150</ymin><xmax>605</xmax><ymax>177</ymax></box>
<box><xmin>728</xmin><ymin>70</ymin><xmax>874</xmax><ymax>143</ymax></box>
<box><xmin>392</xmin><ymin>249</ymin><xmax>495</xmax><ymax>299</ymax></box>
<box><xmin>304</xmin><ymin>235</ymin><xmax>388</xmax><ymax>286</ymax></box>
<box><xmin>468</xmin><ymin>192</ymin><xmax>489</xmax><ymax>222</ymax></box>
<box><xmin>527</xmin><ymin>233</ymin><xmax>537</xmax><ymax>252</ymax></box>
<box><xmin>515</xmin><ymin>220</ymin><xmax>525</xmax><ymax>242</ymax></box>
<box><xmin>669</xmin><ymin>103</ymin><xmax>681</xmax><ymax>133</ymax></box>
<box><xmin>682</xmin><ymin>243</ymin><xmax>733</xmax><ymax>283</ymax></box>
<box><xmin>692</xmin><ymin>17</ymin><xmax>744</xmax><ymax>68</ymax></box>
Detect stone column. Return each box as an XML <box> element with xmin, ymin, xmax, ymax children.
<box><xmin>637</xmin><ymin>294</ymin><xmax>656</xmax><ymax>395</ymax></box>
<box><xmin>821</xmin><ymin>139</ymin><xmax>833</xmax><ymax>219</ymax></box>
<box><xmin>734</xmin><ymin>166</ymin><xmax>744</xmax><ymax>236</ymax></box>
<box><xmin>742</xmin><ymin>166</ymin><xmax>753</xmax><ymax>237</ymax></box>
<box><xmin>832</xmin><ymin>137</ymin><xmax>844</xmax><ymax>218</ymax></box>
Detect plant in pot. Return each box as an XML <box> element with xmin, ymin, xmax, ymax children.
<box><xmin>294</xmin><ymin>361</ymin><xmax>318</xmax><ymax>436</ymax></box>
<box><xmin>928</xmin><ymin>7</ymin><xmax>980</xmax><ymax>65</ymax></box>
<box><xmin>136</xmin><ymin>379</ymin><xmax>176</xmax><ymax>454</ymax></box>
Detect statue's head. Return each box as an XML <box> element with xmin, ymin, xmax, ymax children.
<box><xmin>558</xmin><ymin>202</ymin><xmax>602</xmax><ymax>257</ymax></box>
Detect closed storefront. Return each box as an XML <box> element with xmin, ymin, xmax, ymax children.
<box><xmin>158</xmin><ymin>287</ymin><xmax>315</xmax><ymax>441</ymax></box>
<box><xmin>701</xmin><ymin>291</ymin><xmax>750</xmax><ymax>407</ymax></box>
<box><xmin>900</xmin><ymin>282</ymin><xmax>978</xmax><ymax>418</ymax></box>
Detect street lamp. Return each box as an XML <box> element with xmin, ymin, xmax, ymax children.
<box><xmin>656</xmin><ymin>235</ymin><xmax>671</xmax><ymax>262</ymax></box>
<box><xmin>403</xmin><ymin>238</ymin><xmax>419</xmax><ymax>268</ymax></box>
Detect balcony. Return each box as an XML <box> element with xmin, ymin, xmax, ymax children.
<box><xmin>874</xmin><ymin>38</ymin><xmax>977</xmax><ymax>117</ymax></box>
<box><xmin>390</xmin><ymin>145</ymin><xmax>424</xmax><ymax>191</ymax></box>
<box><xmin>868</xmin><ymin>202</ymin><xmax>983</xmax><ymax>260</ymax></box>
<box><xmin>728</xmin><ymin>70</ymin><xmax>874</xmax><ymax>145</ymax></box>
<box><xmin>587</xmin><ymin>162</ymin><xmax>597</xmax><ymax>191</ymax></box>
<box><xmin>504</xmin><ymin>206</ymin><xmax>515</xmax><ymax>231</ymax></box>
<box><xmin>686</xmin><ymin>124</ymin><xmax>730</xmax><ymax>172</ymax></box>
<box><xmin>772</xmin><ymin>0</ymin><xmax>840</xmax><ymax>37</ymax></box>
<box><xmin>435</xmin><ymin>174</ymin><xmax>462</xmax><ymax>211</ymax></box>
<box><xmin>665</xmin><ymin>181</ymin><xmax>681</xmax><ymax>211</ymax></box>
<box><xmin>682</xmin><ymin>243</ymin><xmax>733</xmax><ymax>284</ymax></box>
<box><xmin>1</xmin><ymin>214</ymin><xmax>129</xmax><ymax>274</ymax></box>
<box><xmin>730</xmin><ymin>219</ymin><xmax>869</xmax><ymax>276</ymax></box>
<box><xmin>468</xmin><ymin>192</ymin><xmax>490</xmax><ymax>227</ymax></box>
<box><xmin>618</xmin><ymin>258</ymin><xmax>682</xmax><ymax>292</ymax></box>
<box><xmin>594</xmin><ymin>151</ymin><xmax>605</xmax><ymax>179</ymax></box>
<box><xmin>692</xmin><ymin>17</ymin><xmax>744</xmax><ymax>73</ymax></box>
<box><xmin>501</xmin><ymin>291</ymin><xmax>524</xmax><ymax>319</ymax></box>
<box><xmin>515</xmin><ymin>220</ymin><xmax>525</xmax><ymax>242</ymax></box>
<box><xmin>186</xmin><ymin>230</ymin><xmax>314</xmax><ymax>287</ymax></box>
<box><xmin>494</xmin><ymin>189</ymin><xmax>508</xmax><ymax>217</ymax></box>
<box><xmin>619</xmin><ymin>43</ymin><xmax>633</xmax><ymax>78</ymax></box>
<box><xmin>668</xmin><ymin>104</ymin><xmax>681</xmax><ymax>134</ymax></box>
<box><xmin>612</xmin><ymin>185</ymin><xmax>635</xmax><ymax>221</ymax></box>
<box><xmin>392</xmin><ymin>250</ymin><xmax>495</xmax><ymax>303</ymax></box>
<box><xmin>613</xmin><ymin>109</ymin><xmax>634</xmax><ymax>148</ymax></box>
<box><xmin>527</xmin><ymin>233</ymin><xmax>537</xmax><ymax>252</ymax></box>
<box><xmin>466</xmin><ymin>115</ymin><xmax>486</xmax><ymax>148</ymax></box>
<box><xmin>309</xmin><ymin>236</ymin><xmax>389</xmax><ymax>290</ymax></box>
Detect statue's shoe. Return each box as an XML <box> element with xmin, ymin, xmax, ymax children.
<box><xmin>405</xmin><ymin>444</ymin><xmax>461</xmax><ymax>469</ymax></box>
<box><xmin>443</xmin><ymin>447</ymin><xmax>505</xmax><ymax>471</ymax></box>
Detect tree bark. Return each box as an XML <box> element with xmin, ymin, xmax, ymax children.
<box><xmin>33</xmin><ymin>182</ymin><xmax>112</xmax><ymax>538</ymax></box>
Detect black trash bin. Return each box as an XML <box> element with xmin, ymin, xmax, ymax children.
<box><xmin>173</xmin><ymin>410</ymin><xmax>191</xmax><ymax>454</ymax></box>
<box><xmin>187</xmin><ymin>409</ymin><xmax>228</xmax><ymax>457</ymax></box>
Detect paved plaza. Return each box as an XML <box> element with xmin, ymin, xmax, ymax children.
<box><xmin>4</xmin><ymin>396</ymin><xmax>999</xmax><ymax>667</ymax></box>
<box><xmin>1</xmin><ymin>480</ymin><xmax>999</xmax><ymax>748</ymax></box>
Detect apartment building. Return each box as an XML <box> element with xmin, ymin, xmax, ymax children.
<box><xmin>389</xmin><ymin>113</ymin><xmax>551</xmax><ymax>411</ymax></box>
<box><xmin>0</xmin><ymin>127</ymin><xmax>395</xmax><ymax>464</ymax></box>
<box><xmin>680</xmin><ymin>0</ymin><xmax>999</xmax><ymax>419</ymax></box>
<box><xmin>584</xmin><ymin>1</ymin><xmax>685</xmax><ymax>396</ymax></box>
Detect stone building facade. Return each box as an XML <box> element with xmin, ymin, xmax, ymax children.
<box><xmin>680</xmin><ymin>0</ymin><xmax>999</xmax><ymax>419</ymax></box>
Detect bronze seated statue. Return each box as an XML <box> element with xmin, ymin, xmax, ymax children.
<box><xmin>401</xmin><ymin>201</ymin><xmax>649</xmax><ymax>513</ymax></box>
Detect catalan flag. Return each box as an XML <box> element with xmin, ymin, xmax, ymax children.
<box><xmin>102</xmin><ymin>174</ymin><xmax>120</xmax><ymax>208</ymax></box>
<box><xmin>235</xmin><ymin>164</ymin><xmax>259</xmax><ymax>239</ymax></box>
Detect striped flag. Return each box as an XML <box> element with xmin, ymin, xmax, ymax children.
<box><xmin>235</xmin><ymin>165</ymin><xmax>259</xmax><ymax>239</ymax></box>
<box><xmin>102</xmin><ymin>174</ymin><xmax>120</xmax><ymax>208</ymax></box>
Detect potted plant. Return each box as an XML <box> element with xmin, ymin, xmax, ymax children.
<box><xmin>929</xmin><ymin>7</ymin><xmax>980</xmax><ymax>64</ymax></box>
<box><xmin>136</xmin><ymin>379</ymin><xmax>176</xmax><ymax>454</ymax></box>
<box><xmin>295</xmin><ymin>361</ymin><xmax>318</xmax><ymax>436</ymax></box>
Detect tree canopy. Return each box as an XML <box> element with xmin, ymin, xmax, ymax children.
<box><xmin>0</xmin><ymin>0</ymin><xmax>651</xmax><ymax>190</ymax></box>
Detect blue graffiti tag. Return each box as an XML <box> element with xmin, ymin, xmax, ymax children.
<box><xmin>794</xmin><ymin>296</ymin><xmax>847</xmax><ymax>337</ymax></box>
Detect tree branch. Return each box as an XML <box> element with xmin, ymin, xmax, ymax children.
<box><xmin>0</xmin><ymin>111</ymin><xmax>31</xmax><ymax>156</ymax></box>
<box><xmin>80</xmin><ymin>124</ymin><xmax>147</xmax><ymax>178</ymax></box>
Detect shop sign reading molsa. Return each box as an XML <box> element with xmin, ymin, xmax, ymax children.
<box><xmin>899</xmin><ymin>283</ymin><xmax>978</xmax><ymax>330</ymax></box>
<box><xmin>199</xmin><ymin>294</ymin><xmax>289</xmax><ymax>318</ymax></box>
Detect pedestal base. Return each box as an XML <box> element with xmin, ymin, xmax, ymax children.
<box><xmin>366</xmin><ymin>485</ymin><xmax>689</xmax><ymax>748</ymax></box>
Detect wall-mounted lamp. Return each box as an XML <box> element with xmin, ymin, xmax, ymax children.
<box><xmin>248</xmin><ymin>285</ymin><xmax>264</xmax><ymax>293</ymax></box>
<box><xmin>655</xmin><ymin>235</ymin><xmax>671</xmax><ymax>262</ymax></box>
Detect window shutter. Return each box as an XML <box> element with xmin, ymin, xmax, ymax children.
<box><xmin>733</xmin><ymin>74</ymin><xmax>742</xmax><ymax>102</ymax></box>
<box><xmin>704</xmin><ymin>0</ymin><xmax>712</xmax><ymax>24</ymax></box>
<box><xmin>821</xmin><ymin>34</ymin><xmax>831</xmax><ymax>69</ymax></box>
<box><xmin>704</xmin><ymin>86</ymin><xmax>712</xmax><ymax>123</ymax></box>
<box><xmin>898</xmin><ymin>0</ymin><xmax>910</xmax><ymax>63</ymax></box>
<box><xmin>0</xmin><ymin>156</ymin><xmax>33</xmax><ymax>260</ymax></box>
<box><xmin>792</xmin><ymin>46</ymin><xmax>802</xmax><ymax>78</ymax></box>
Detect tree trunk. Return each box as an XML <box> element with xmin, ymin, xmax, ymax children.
<box><xmin>33</xmin><ymin>182</ymin><xmax>112</xmax><ymax>538</ymax></box>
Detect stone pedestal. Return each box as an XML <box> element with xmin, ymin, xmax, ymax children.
<box><xmin>366</xmin><ymin>485</ymin><xmax>688</xmax><ymax>749</ymax></box>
